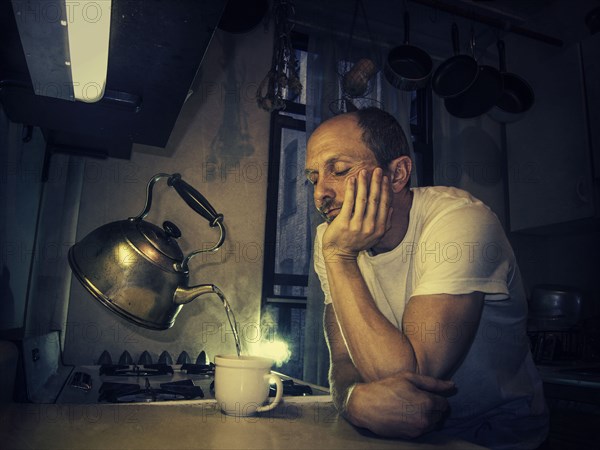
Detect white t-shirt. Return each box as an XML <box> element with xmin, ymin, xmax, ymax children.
<box><xmin>314</xmin><ymin>186</ymin><xmax>548</xmax><ymax>449</ymax></box>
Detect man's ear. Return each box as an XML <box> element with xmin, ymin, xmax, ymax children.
<box><xmin>388</xmin><ymin>156</ymin><xmax>412</xmax><ymax>193</ymax></box>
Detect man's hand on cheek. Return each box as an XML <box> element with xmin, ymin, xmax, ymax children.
<box><xmin>322</xmin><ymin>167</ymin><xmax>392</xmax><ymax>262</ymax></box>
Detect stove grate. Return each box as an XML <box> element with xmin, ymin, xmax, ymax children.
<box><xmin>98</xmin><ymin>378</ymin><xmax>204</xmax><ymax>403</ymax></box>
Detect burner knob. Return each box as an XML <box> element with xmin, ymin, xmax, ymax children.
<box><xmin>97</xmin><ymin>350</ymin><xmax>112</xmax><ymax>365</ymax></box>
<box><xmin>158</xmin><ymin>351</ymin><xmax>173</xmax><ymax>365</ymax></box>
<box><xmin>176</xmin><ymin>351</ymin><xmax>191</xmax><ymax>365</ymax></box>
<box><xmin>196</xmin><ymin>351</ymin><xmax>209</xmax><ymax>365</ymax></box>
<box><xmin>138</xmin><ymin>351</ymin><xmax>153</xmax><ymax>365</ymax></box>
<box><xmin>118</xmin><ymin>351</ymin><xmax>133</xmax><ymax>365</ymax></box>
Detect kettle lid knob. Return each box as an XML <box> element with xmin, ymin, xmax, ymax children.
<box><xmin>163</xmin><ymin>221</ymin><xmax>182</xmax><ymax>239</ymax></box>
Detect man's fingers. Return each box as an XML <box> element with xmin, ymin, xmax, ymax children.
<box><xmin>364</xmin><ymin>168</ymin><xmax>382</xmax><ymax>226</ymax></box>
<box><xmin>338</xmin><ymin>176</ymin><xmax>356</xmax><ymax>222</ymax></box>
<box><xmin>351</xmin><ymin>169</ymin><xmax>369</xmax><ymax>223</ymax></box>
<box><xmin>379</xmin><ymin>175</ymin><xmax>392</xmax><ymax>227</ymax></box>
<box><xmin>402</xmin><ymin>371</ymin><xmax>456</xmax><ymax>394</ymax></box>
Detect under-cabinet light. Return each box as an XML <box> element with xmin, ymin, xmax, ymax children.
<box><xmin>64</xmin><ymin>0</ymin><xmax>112</xmax><ymax>103</ymax></box>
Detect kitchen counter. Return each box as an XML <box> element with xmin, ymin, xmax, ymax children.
<box><xmin>0</xmin><ymin>398</ymin><xmax>485</xmax><ymax>450</ymax></box>
<box><xmin>536</xmin><ymin>362</ymin><xmax>600</xmax><ymax>389</ymax></box>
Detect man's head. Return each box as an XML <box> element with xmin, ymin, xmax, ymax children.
<box><xmin>305</xmin><ymin>107</ymin><xmax>412</xmax><ymax>223</ymax></box>
<box><xmin>354</xmin><ymin>107</ymin><xmax>411</xmax><ymax>166</ymax></box>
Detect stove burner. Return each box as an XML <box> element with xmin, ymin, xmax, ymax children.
<box><xmin>99</xmin><ymin>379</ymin><xmax>204</xmax><ymax>403</ymax></box>
<box><xmin>181</xmin><ymin>362</ymin><xmax>215</xmax><ymax>375</ymax></box>
<box><xmin>99</xmin><ymin>364</ymin><xmax>175</xmax><ymax>377</ymax></box>
<box><xmin>270</xmin><ymin>379</ymin><xmax>313</xmax><ymax>396</ymax></box>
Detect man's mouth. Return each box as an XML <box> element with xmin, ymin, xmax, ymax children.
<box><xmin>319</xmin><ymin>207</ymin><xmax>341</xmax><ymax>223</ymax></box>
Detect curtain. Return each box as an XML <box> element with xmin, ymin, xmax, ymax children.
<box><xmin>302</xmin><ymin>30</ymin><xmax>417</xmax><ymax>386</ymax></box>
<box><xmin>432</xmin><ymin>92</ymin><xmax>506</xmax><ymax>225</ymax></box>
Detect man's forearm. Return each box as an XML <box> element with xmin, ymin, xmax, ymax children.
<box><xmin>325</xmin><ymin>259</ymin><xmax>417</xmax><ymax>381</ymax></box>
<box><xmin>329</xmin><ymin>359</ymin><xmax>362</xmax><ymax>417</ymax></box>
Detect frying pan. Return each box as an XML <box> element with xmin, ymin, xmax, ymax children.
<box><xmin>444</xmin><ymin>31</ymin><xmax>503</xmax><ymax>119</ymax></box>
<box><xmin>432</xmin><ymin>23</ymin><xmax>478</xmax><ymax>99</ymax></box>
<box><xmin>488</xmin><ymin>40</ymin><xmax>535</xmax><ymax>123</ymax></box>
<box><xmin>384</xmin><ymin>12</ymin><xmax>433</xmax><ymax>91</ymax></box>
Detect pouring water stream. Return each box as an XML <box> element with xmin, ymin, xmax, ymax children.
<box><xmin>213</xmin><ymin>286</ymin><xmax>242</xmax><ymax>357</ymax></box>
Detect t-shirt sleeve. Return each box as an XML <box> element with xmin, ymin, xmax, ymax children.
<box><xmin>411</xmin><ymin>203</ymin><xmax>512</xmax><ymax>300</ymax></box>
<box><xmin>313</xmin><ymin>223</ymin><xmax>333</xmax><ymax>305</ymax></box>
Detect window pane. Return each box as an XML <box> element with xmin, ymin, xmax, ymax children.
<box><xmin>283</xmin><ymin>49</ymin><xmax>307</xmax><ymax>104</ymax></box>
<box><xmin>275</xmin><ymin>128</ymin><xmax>310</xmax><ymax>277</ymax></box>
<box><xmin>279</xmin><ymin>110</ymin><xmax>306</xmax><ymax>120</ymax></box>
<box><xmin>273</xmin><ymin>285</ymin><xmax>307</xmax><ymax>297</ymax></box>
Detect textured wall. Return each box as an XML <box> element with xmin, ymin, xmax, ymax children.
<box><xmin>62</xmin><ymin>26</ymin><xmax>274</xmax><ymax>365</ymax></box>
<box><xmin>0</xmin><ymin>107</ymin><xmax>46</xmax><ymax>331</ymax></box>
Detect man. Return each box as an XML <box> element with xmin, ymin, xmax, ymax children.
<box><xmin>305</xmin><ymin>107</ymin><xmax>548</xmax><ymax>449</ymax></box>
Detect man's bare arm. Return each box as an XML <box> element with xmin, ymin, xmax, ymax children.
<box><xmin>322</xmin><ymin>166</ymin><xmax>485</xmax><ymax>381</ymax></box>
<box><xmin>324</xmin><ymin>303</ymin><xmax>362</xmax><ymax>415</ymax></box>
<box><xmin>325</xmin><ymin>303</ymin><xmax>456</xmax><ymax>438</ymax></box>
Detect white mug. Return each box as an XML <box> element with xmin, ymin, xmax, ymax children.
<box><xmin>214</xmin><ymin>355</ymin><xmax>284</xmax><ymax>416</ymax></box>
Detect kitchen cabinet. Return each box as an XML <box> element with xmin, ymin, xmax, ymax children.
<box><xmin>505</xmin><ymin>39</ymin><xmax>596</xmax><ymax>233</ymax></box>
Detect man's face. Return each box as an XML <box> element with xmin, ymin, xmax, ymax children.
<box><xmin>305</xmin><ymin>115</ymin><xmax>380</xmax><ymax>223</ymax></box>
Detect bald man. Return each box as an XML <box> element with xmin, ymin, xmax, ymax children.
<box><xmin>305</xmin><ymin>107</ymin><xmax>548</xmax><ymax>449</ymax></box>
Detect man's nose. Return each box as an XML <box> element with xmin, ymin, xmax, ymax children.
<box><xmin>313</xmin><ymin>177</ymin><xmax>335</xmax><ymax>207</ymax></box>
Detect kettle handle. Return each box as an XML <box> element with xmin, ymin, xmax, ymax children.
<box><xmin>167</xmin><ymin>173</ymin><xmax>224</xmax><ymax>227</ymax></box>
<box><xmin>132</xmin><ymin>173</ymin><xmax>224</xmax><ymax>226</ymax></box>
<box><xmin>131</xmin><ymin>173</ymin><xmax>226</xmax><ymax>269</ymax></box>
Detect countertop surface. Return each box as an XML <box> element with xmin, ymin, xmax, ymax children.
<box><xmin>536</xmin><ymin>361</ymin><xmax>600</xmax><ymax>388</ymax></box>
<box><xmin>0</xmin><ymin>398</ymin><xmax>485</xmax><ymax>450</ymax></box>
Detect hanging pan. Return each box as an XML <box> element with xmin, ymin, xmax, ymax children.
<box><xmin>444</xmin><ymin>29</ymin><xmax>503</xmax><ymax>118</ymax></box>
<box><xmin>385</xmin><ymin>12</ymin><xmax>433</xmax><ymax>91</ymax></box>
<box><xmin>432</xmin><ymin>23</ymin><xmax>478</xmax><ymax>99</ymax></box>
<box><xmin>488</xmin><ymin>40</ymin><xmax>535</xmax><ymax>123</ymax></box>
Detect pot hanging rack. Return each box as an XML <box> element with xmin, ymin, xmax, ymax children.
<box><xmin>408</xmin><ymin>0</ymin><xmax>563</xmax><ymax>47</ymax></box>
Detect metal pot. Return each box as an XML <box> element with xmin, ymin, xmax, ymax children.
<box><xmin>68</xmin><ymin>173</ymin><xmax>226</xmax><ymax>330</ymax></box>
<box><xmin>217</xmin><ymin>0</ymin><xmax>269</xmax><ymax>34</ymax></box>
<box><xmin>444</xmin><ymin>28</ymin><xmax>503</xmax><ymax>119</ymax></box>
<box><xmin>432</xmin><ymin>23</ymin><xmax>479</xmax><ymax>99</ymax></box>
<box><xmin>528</xmin><ymin>285</ymin><xmax>583</xmax><ymax>331</ymax></box>
<box><xmin>384</xmin><ymin>12</ymin><xmax>433</xmax><ymax>91</ymax></box>
<box><xmin>488</xmin><ymin>40</ymin><xmax>535</xmax><ymax>123</ymax></box>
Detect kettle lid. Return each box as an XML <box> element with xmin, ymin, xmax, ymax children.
<box><xmin>127</xmin><ymin>219</ymin><xmax>184</xmax><ymax>265</ymax></box>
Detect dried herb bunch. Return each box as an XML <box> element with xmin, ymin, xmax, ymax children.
<box><xmin>256</xmin><ymin>0</ymin><xmax>302</xmax><ymax>111</ymax></box>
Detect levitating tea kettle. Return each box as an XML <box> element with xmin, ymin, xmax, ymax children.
<box><xmin>68</xmin><ymin>173</ymin><xmax>226</xmax><ymax>330</ymax></box>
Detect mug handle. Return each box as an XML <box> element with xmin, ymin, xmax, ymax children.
<box><xmin>256</xmin><ymin>372</ymin><xmax>283</xmax><ymax>413</ymax></box>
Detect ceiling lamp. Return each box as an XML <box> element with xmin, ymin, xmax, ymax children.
<box><xmin>64</xmin><ymin>0</ymin><xmax>112</xmax><ymax>103</ymax></box>
<box><xmin>11</xmin><ymin>0</ymin><xmax>111</xmax><ymax>103</ymax></box>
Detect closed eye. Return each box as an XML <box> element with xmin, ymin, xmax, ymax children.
<box><xmin>334</xmin><ymin>168</ymin><xmax>350</xmax><ymax>177</ymax></box>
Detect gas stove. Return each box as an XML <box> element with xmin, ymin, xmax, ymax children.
<box><xmin>56</xmin><ymin>351</ymin><xmax>328</xmax><ymax>405</ymax></box>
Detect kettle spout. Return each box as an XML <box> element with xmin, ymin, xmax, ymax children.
<box><xmin>173</xmin><ymin>284</ymin><xmax>216</xmax><ymax>305</ymax></box>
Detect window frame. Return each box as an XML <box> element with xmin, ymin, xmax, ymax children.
<box><xmin>262</xmin><ymin>100</ymin><xmax>309</xmax><ymax>307</ymax></box>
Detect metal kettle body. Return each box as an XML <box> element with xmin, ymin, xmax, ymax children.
<box><xmin>68</xmin><ymin>173</ymin><xmax>225</xmax><ymax>330</ymax></box>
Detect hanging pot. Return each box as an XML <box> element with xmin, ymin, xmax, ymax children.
<box><xmin>217</xmin><ymin>0</ymin><xmax>269</xmax><ymax>34</ymax></box>
<box><xmin>68</xmin><ymin>173</ymin><xmax>226</xmax><ymax>330</ymax></box>
<box><xmin>444</xmin><ymin>30</ymin><xmax>503</xmax><ymax>119</ymax></box>
<box><xmin>585</xmin><ymin>6</ymin><xmax>600</xmax><ymax>35</ymax></box>
<box><xmin>488</xmin><ymin>40</ymin><xmax>535</xmax><ymax>123</ymax></box>
<box><xmin>432</xmin><ymin>23</ymin><xmax>479</xmax><ymax>99</ymax></box>
<box><xmin>384</xmin><ymin>12</ymin><xmax>433</xmax><ymax>91</ymax></box>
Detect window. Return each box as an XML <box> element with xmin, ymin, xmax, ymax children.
<box><xmin>261</xmin><ymin>33</ymin><xmax>432</xmax><ymax>379</ymax></box>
